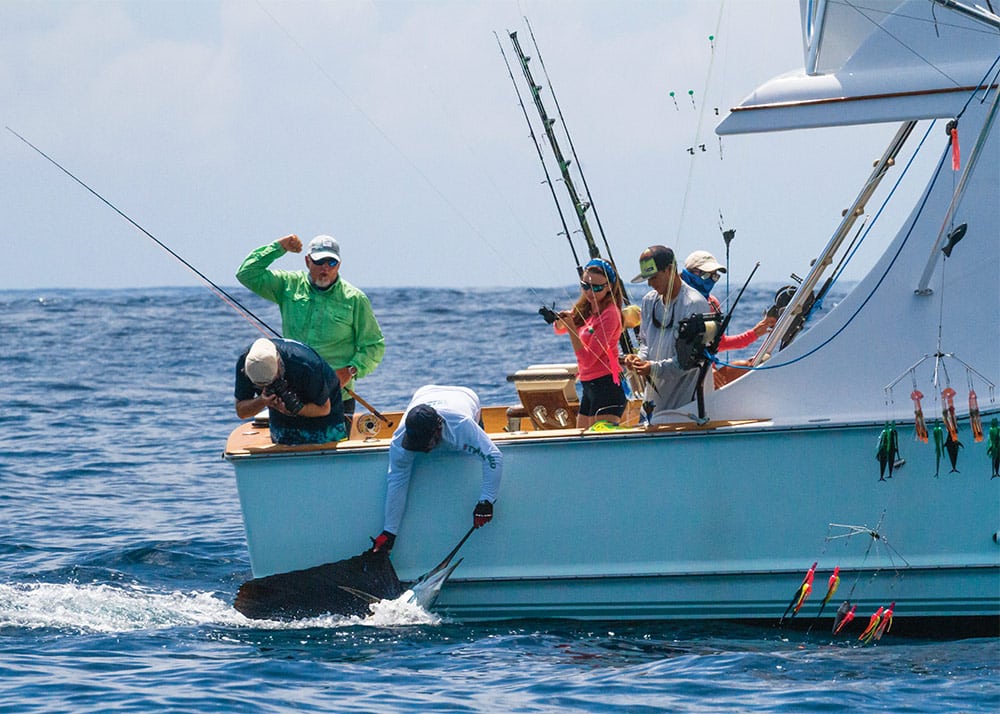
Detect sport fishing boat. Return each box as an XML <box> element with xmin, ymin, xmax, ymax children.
<box><xmin>226</xmin><ymin>0</ymin><xmax>999</xmax><ymax>631</ymax></box>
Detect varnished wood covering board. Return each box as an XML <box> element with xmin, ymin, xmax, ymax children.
<box><xmin>225</xmin><ymin>417</ymin><xmax>768</xmax><ymax>456</ymax></box>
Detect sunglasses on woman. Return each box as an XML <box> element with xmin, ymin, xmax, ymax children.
<box><xmin>580</xmin><ymin>281</ymin><xmax>608</xmax><ymax>293</ymax></box>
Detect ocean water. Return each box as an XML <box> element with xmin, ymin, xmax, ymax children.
<box><xmin>1</xmin><ymin>285</ymin><xmax>997</xmax><ymax>713</ymax></box>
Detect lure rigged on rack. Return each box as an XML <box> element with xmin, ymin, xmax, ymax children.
<box><xmin>779</xmin><ymin>562</ymin><xmax>816</xmax><ymax>624</ymax></box>
<box><xmin>941</xmin><ymin>387</ymin><xmax>959</xmax><ymax>441</ymax></box>
<box><xmin>876</xmin><ymin>422</ymin><xmax>901</xmax><ymax>481</ymax></box>
<box><xmin>987</xmin><ymin>418</ymin><xmax>1000</xmax><ymax>478</ymax></box>
<box><xmin>814</xmin><ymin>566</ymin><xmax>841</xmax><ymax>622</ymax></box>
<box><xmin>858</xmin><ymin>606</ymin><xmax>885</xmax><ymax>643</ymax></box>
<box><xmin>968</xmin><ymin>389</ymin><xmax>983</xmax><ymax>442</ymax></box>
<box><xmin>833</xmin><ymin>601</ymin><xmax>856</xmax><ymax>634</ymax></box>
<box><xmin>910</xmin><ymin>389</ymin><xmax>929</xmax><ymax>442</ymax></box>
<box><xmin>945</xmin><ymin>433</ymin><xmax>964</xmax><ymax>473</ymax></box>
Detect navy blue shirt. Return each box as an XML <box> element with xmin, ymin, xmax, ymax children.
<box><xmin>235</xmin><ymin>338</ymin><xmax>346</xmax><ymax>445</ymax></box>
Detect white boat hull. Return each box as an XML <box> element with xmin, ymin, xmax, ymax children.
<box><xmin>228</xmin><ymin>416</ymin><xmax>1000</xmax><ymax>623</ymax></box>
<box><xmin>226</xmin><ymin>0</ymin><xmax>1000</xmax><ymax>629</ymax></box>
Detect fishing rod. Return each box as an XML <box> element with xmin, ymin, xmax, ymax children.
<box><xmin>508</xmin><ymin>31</ymin><xmax>599</xmax><ymax>262</ymax></box>
<box><xmin>687</xmin><ymin>261</ymin><xmax>760</xmax><ymax>420</ymax></box>
<box><xmin>7</xmin><ymin>126</ymin><xmax>269</xmax><ymax>328</ymax></box>
<box><xmin>507</xmin><ymin>30</ymin><xmax>636</xmax><ymax>355</ymax></box>
<box><xmin>523</xmin><ymin>17</ymin><xmax>623</xmax><ymax>277</ymax></box>
<box><xmin>7</xmin><ymin>126</ymin><xmax>392</xmax><ymax>426</ymax></box>
<box><xmin>495</xmin><ymin>32</ymin><xmax>581</xmax><ymax>272</ymax></box>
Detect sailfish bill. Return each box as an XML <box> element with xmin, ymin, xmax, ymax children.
<box><xmin>234</xmin><ymin>546</ymin><xmax>463</xmax><ymax>621</ymax></box>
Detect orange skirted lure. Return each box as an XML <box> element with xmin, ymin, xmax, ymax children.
<box><xmin>873</xmin><ymin>602</ymin><xmax>895</xmax><ymax>641</ymax></box>
<box><xmin>858</xmin><ymin>606</ymin><xmax>885</xmax><ymax>643</ymax></box>
<box><xmin>833</xmin><ymin>601</ymin><xmax>856</xmax><ymax>634</ymax></box>
<box><xmin>780</xmin><ymin>562</ymin><xmax>817</xmax><ymax>624</ymax></box>
<box><xmin>950</xmin><ymin>124</ymin><xmax>960</xmax><ymax>171</ymax></box>
<box><xmin>941</xmin><ymin>387</ymin><xmax>959</xmax><ymax>441</ymax></box>
<box><xmin>969</xmin><ymin>390</ymin><xmax>983</xmax><ymax>443</ymax></box>
<box><xmin>910</xmin><ymin>390</ymin><xmax>928</xmax><ymax>442</ymax></box>
<box><xmin>815</xmin><ymin>566</ymin><xmax>841</xmax><ymax>621</ymax></box>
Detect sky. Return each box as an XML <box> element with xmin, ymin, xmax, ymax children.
<box><xmin>1</xmin><ymin>0</ymin><xmax>938</xmax><ymax>291</ymax></box>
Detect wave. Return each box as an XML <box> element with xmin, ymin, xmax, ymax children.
<box><xmin>0</xmin><ymin>581</ymin><xmax>441</xmax><ymax>634</ymax></box>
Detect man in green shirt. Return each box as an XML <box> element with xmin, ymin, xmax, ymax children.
<box><xmin>237</xmin><ymin>234</ymin><xmax>386</xmax><ymax>433</ymax></box>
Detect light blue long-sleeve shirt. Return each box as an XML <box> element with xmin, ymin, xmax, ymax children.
<box><xmin>383</xmin><ymin>386</ymin><xmax>502</xmax><ymax>535</ymax></box>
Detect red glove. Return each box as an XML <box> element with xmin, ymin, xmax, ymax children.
<box><xmin>372</xmin><ymin>531</ymin><xmax>396</xmax><ymax>553</ymax></box>
<box><xmin>473</xmin><ymin>500</ymin><xmax>494</xmax><ymax>528</ymax></box>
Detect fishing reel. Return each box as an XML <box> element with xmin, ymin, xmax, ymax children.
<box><xmin>538</xmin><ymin>304</ymin><xmax>558</xmax><ymax>325</ymax></box>
<box><xmin>676</xmin><ymin>313</ymin><xmax>722</xmax><ymax>370</ymax></box>
<box><xmin>357</xmin><ymin>413</ymin><xmax>382</xmax><ymax>439</ymax></box>
<box><xmin>766</xmin><ymin>285</ymin><xmax>797</xmax><ymax>320</ymax></box>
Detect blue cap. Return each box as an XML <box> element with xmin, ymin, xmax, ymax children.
<box><xmin>585</xmin><ymin>258</ymin><xmax>617</xmax><ymax>285</ymax></box>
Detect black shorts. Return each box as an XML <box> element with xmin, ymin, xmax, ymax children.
<box><xmin>578</xmin><ymin>374</ymin><xmax>626</xmax><ymax>418</ymax></box>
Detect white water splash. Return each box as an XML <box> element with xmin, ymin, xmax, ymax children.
<box><xmin>364</xmin><ymin>589</ymin><xmax>443</xmax><ymax>627</ymax></box>
<box><xmin>0</xmin><ymin>582</ymin><xmax>443</xmax><ymax>633</ymax></box>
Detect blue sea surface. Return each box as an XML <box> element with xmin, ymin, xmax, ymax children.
<box><xmin>0</xmin><ymin>286</ymin><xmax>996</xmax><ymax>713</ymax></box>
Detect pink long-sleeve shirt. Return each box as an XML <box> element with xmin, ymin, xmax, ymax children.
<box><xmin>555</xmin><ymin>303</ymin><xmax>622</xmax><ymax>383</ymax></box>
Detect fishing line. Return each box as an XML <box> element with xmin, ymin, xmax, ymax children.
<box><xmin>255</xmin><ymin>0</ymin><xmax>560</xmax><ymax>303</ymax></box>
<box><xmin>7</xmin><ymin>126</ymin><xmax>393</xmax><ymax>425</ymax></box>
<box><xmin>5</xmin><ymin>126</ymin><xmax>277</xmax><ymax>338</ymax></box>
<box><xmin>259</xmin><ymin>1</ymin><xmax>618</xmax><ymax>403</ymax></box>
<box><xmin>673</xmin><ymin>2</ymin><xmax>727</xmax><ymax>250</ymax></box>
<box><xmin>844</xmin><ymin>0</ymin><xmax>995</xmax><ymax>88</ymax></box>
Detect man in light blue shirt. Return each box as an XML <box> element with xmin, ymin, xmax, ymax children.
<box><xmin>373</xmin><ymin>385</ymin><xmax>502</xmax><ymax>552</ymax></box>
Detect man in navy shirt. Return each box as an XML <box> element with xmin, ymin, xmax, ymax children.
<box><xmin>234</xmin><ymin>338</ymin><xmax>347</xmax><ymax>445</ymax></box>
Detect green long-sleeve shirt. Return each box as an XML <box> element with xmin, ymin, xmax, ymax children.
<box><xmin>236</xmin><ymin>242</ymin><xmax>386</xmax><ymax>400</ymax></box>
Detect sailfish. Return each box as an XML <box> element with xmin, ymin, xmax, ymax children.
<box><xmin>779</xmin><ymin>562</ymin><xmax>817</xmax><ymax>624</ymax></box>
<box><xmin>234</xmin><ymin>530</ymin><xmax>472</xmax><ymax>620</ymax></box>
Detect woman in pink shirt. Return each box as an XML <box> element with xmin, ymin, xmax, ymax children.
<box><xmin>554</xmin><ymin>258</ymin><xmax>627</xmax><ymax>428</ymax></box>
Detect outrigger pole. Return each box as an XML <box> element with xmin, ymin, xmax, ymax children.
<box><xmin>8</xmin><ymin>126</ymin><xmax>392</xmax><ymax>426</ymax></box>
<box><xmin>506</xmin><ymin>28</ymin><xmax>636</xmax><ymax>354</ymax></box>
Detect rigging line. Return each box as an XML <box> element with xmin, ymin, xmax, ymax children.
<box><xmin>674</xmin><ymin>2</ymin><xmax>727</xmax><ymax>247</ymax></box>
<box><xmin>840</xmin><ymin>0</ymin><xmax>976</xmax><ymax>88</ymax></box>
<box><xmin>5</xmin><ymin>126</ymin><xmax>278</xmax><ymax>338</ymax></box>
<box><xmin>711</xmin><ymin>122</ymin><xmax>945</xmax><ymax>373</ymax></box>
<box><xmin>255</xmin><ymin>1</ymin><xmax>544</xmax><ymax>299</ymax></box>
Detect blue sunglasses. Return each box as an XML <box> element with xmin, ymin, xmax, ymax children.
<box><xmin>311</xmin><ymin>257</ymin><xmax>339</xmax><ymax>267</ymax></box>
<box><xmin>580</xmin><ymin>281</ymin><xmax>608</xmax><ymax>293</ymax></box>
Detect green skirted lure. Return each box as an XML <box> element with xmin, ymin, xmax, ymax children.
<box><xmin>987</xmin><ymin>417</ymin><xmax>1000</xmax><ymax>479</ymax></box>
<box><xmin>876</xmin><ymin>421</ymin><xmax>900</xmax><ymax>481</ymax></box>
<box><xmin>933</xmin><ymin>422</ymin><xmax>944</xmax><ymax>477</ymax></box>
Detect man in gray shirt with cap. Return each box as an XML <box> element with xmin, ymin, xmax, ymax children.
<box><xmin>623</xmin><ymin>245</ymin><xmax>710</xmax><ymax>422</ymax></box>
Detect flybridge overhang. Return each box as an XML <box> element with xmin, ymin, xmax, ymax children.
<box><xmin>716</xmin><ymin>71</ymin><xmax>995</xmax><ymax>135</ymax></box>
<box><xmin>718</xmin><ymin>0</ymin><xmax>999</xmax><ymax>135</ymax></box>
